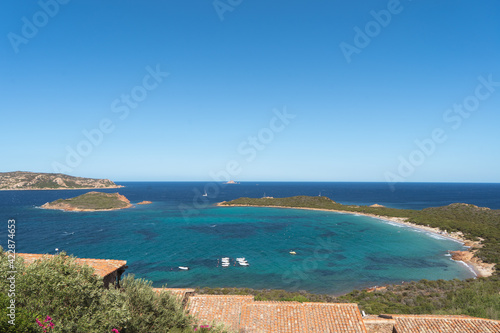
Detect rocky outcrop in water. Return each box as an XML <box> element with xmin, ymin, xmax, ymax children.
<box><xmin>41</xmin><ymin>192</ymin><xmax>133</xmax><ymax>211</ymax></box>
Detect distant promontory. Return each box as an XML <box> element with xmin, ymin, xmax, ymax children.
<box><xmin>0</xmin><ymin>171</ymin><xmax>123</xmax><ymax>190</ymax></box>
<box><xmin>41</xmin><ymin>192</ymin><xmax>133</xmax><ymax>212</ymax></box>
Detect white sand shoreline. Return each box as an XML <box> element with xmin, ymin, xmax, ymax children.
<box><xmin>216</xmin><ymin>202</ymin><xmax>495</xmax><ymax>277</ymax></box>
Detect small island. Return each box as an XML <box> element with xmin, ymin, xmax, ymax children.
<box><xmin>0</xmin><ymin>171</ymin><xmax>123</xmax><ymax>190</ymax></box>
<box><xmin>224</xmin><ymin>180</ymin><xmax>239</xmax><ymax>184</ymax></box>
<box><xmin>137</xmin><ymin>201</ymin><xmax>152</xmax><ymax>205</ymax></box>
<box><xmin>41</xmin><ymin>192</ymin><xmax>133</xmax><ymax>212</ymax></box>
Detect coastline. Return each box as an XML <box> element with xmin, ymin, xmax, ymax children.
<box><xmin>39</xmin><ymin>203</ymin><xmax>134</xmax><ymax>212</ymax></box>
<box><xmin>40</xmin><ymin>192</ymin><xmax>133</xmax><ymax>212</ymax></box>
<box><xmin>0</xmin><ymin>185</ymin><xmax>124</xmax><ymax>191</ymax></box>
<box><xmin>216</xmin><ymin>202</ymin><xmax>494</xmax><ymax>278</ymax></box>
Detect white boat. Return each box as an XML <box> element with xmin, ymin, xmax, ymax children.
<box><xmin>202</xmin><ymin>191</ymin><xmax>208</xmax><ymax>197</ymax></box>
<box><xmin>179</xmin><ymin>266</ymin><xmax>189</xmax><ymax>270</ymax></box>
<box><xmin>236</xmin><ymin>257</ymin><xmax>249</xmax><ymax>266</ymax></box>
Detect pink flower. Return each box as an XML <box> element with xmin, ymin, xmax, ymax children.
<box><xmin>36</xmin><ymin>318</ymin><xmax>44</xmax><ymax>327</ymax></box>
<box><xmin>111</xmin><ymin>329</ymin><xmax>120</xmax><ymax>333</ymax></box>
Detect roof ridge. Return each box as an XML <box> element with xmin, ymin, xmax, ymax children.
<box><xmin>249</xmin><ymin>301</ymin><xmax>302</xmax><ymax>304</ymax></box>
<box><xmin>302</xmin><ymin>302</ymin><xmax>358</xmax><ymax>306</ymax></box>
<box><xmin>17</xmin><ymin>253</ymin><xmax>127</xmax><ymax>263</ymax></box>
<box><xmin>189</xmin><ymin>294</ymin><xmax>254</xmax><ymax>298</ymax></box>
<box><xmin>389</xmin><ymin>314</ymin><xmax>500</xmax><ymax>321</ymax></box>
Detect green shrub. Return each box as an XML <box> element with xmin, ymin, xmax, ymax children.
<box><xmin>0</xmin><ymin>253</ymin><xmax>232</xmax><ymax>333</ymax></box>
<box><xmin>0</xmin><ymin>293</ymin><xmax>39</xmax><ymax>333</ymax></box>
<box><xmin>114</xmin><ymin>275</ymin><xmax>193</xmax><ymax>333</ymax></box>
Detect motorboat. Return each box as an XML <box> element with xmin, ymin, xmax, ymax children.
<box><xmin>289</xmin><ymin>251</ymin><xmax>296</xmax><ymax>255</ymax></box>
<box><xmin>179</xmin><ymin>266</ymin><xmax>189</xmax><ymax>270</ymax></box>
<box><xmin>236</xmin><ymin>258</ymin><xmax>249</xmax><ymax>266</ymax></box>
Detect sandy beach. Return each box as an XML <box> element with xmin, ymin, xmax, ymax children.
<box><xmin>216</xmin><ymin>202</ymin><xmax>495</xmax><ymax>278</ymax></box>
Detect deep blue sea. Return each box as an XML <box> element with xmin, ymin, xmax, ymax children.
<box><xmin>1</xmin><ymin>182</ymin><xmax>499</xmax><ymax>295</ymax></box>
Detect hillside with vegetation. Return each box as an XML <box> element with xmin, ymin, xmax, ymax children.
<box><xmin>0</xmin><ymin>171</ymin><xmax>122</xmax><ymax>190</ymax></box>
<box><xmin>41</xmin><ymin>192</ymin><xmax>133</xmax><ymax>211</ymax></box>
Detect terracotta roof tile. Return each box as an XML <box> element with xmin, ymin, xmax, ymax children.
<box><xmin>389</xmin><ymin>314</ymin><xmax>500</xmax><ymax>333</ymax></box>
<box><xmin>240</xmin><ymin>302</ymin><xmax>367</xmax><ymax>333</ymax></box>
<box><xmin>16</xmin><ymin>253</ymin><xmax>127</xmax><ymax>278</ymax></box>
<box><xmin>362</xmin><ymin>315</ymin><xmax>395</xmax><ymax>333</ymax></box>
<box><xmin>153</xmin><ymin>288</ymin><xmax>195</xmax><ymax>302</ymax></box>
<box><xmin>240</xmin><ymin>301</ymin><xmax>304</xmax><ymax>332</ymax></box>
<box><xmin>187</xmin><ymin>295</ymin><xmax>254</xmax><ymax>331</ymax></box>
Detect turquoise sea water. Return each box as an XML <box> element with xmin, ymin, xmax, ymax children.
<box><xmin>2</xmin><ymin>182</ymin><xmax>497</xmax><ymax>294</ymax></box>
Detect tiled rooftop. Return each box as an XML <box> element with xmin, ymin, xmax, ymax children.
<box><xmin>240</xmin><ymin>301</ymin><xmax>305</xmax><ymax>332</ymax></box>
<box><xmin>17</xmin><ymin>253</ymin><xmax>127</xmax><ymax>278</ymax></box>
<box><xmin>389</xmin><ymin>314</ymin><xmax>500</xmax><ymax>333</ymax></box>
<box><xmin>153</xmin><ymin>288</ymin><xmax>196</xmax><ymax>302</ymax></box>
<box><xmin>240</xmin><ymin>301</ymin><xmax>367</xmax><ymax>333</ymax></box>
<box><xmin>187</xmin><ymin>295</ymin><xmax>254</xmax><ymax>331</ymax></box>
<box><xmin>186</xmin><ymin>296</ymin><xmax>367</xmax><ymax>333</ymax></box>
<box><xmin>362</xmin><ymin>315</ymin><xmax>395</xmax><ymax>333</ymax></box>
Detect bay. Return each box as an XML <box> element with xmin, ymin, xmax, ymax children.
<box><xmin>1</xmin><ymin>182</ymin><xmax>498</xmax><ymax>294</ymax></box>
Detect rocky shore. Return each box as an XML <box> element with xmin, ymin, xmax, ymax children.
<box><xmin>41</xmin><ymin>192</ymin><xmax>133</xmax><ymax>212</ymax></box>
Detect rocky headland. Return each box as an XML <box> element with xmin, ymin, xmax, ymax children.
<box><xmin>0</xmin><ymin>171</ymin><xmax>123</xmax><ymax>190</ymax></box>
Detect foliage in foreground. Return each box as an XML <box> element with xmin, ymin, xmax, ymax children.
<box><xmin>0</xmin><ymin>252</ymin><xmax>232</xmax><ymax>333</ymax></box>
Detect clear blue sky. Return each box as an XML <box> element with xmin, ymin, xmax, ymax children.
<box><xmin>1</xmin><ymin>1</ymin><xmax>499</xmax><ymax>182</ymax></box>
